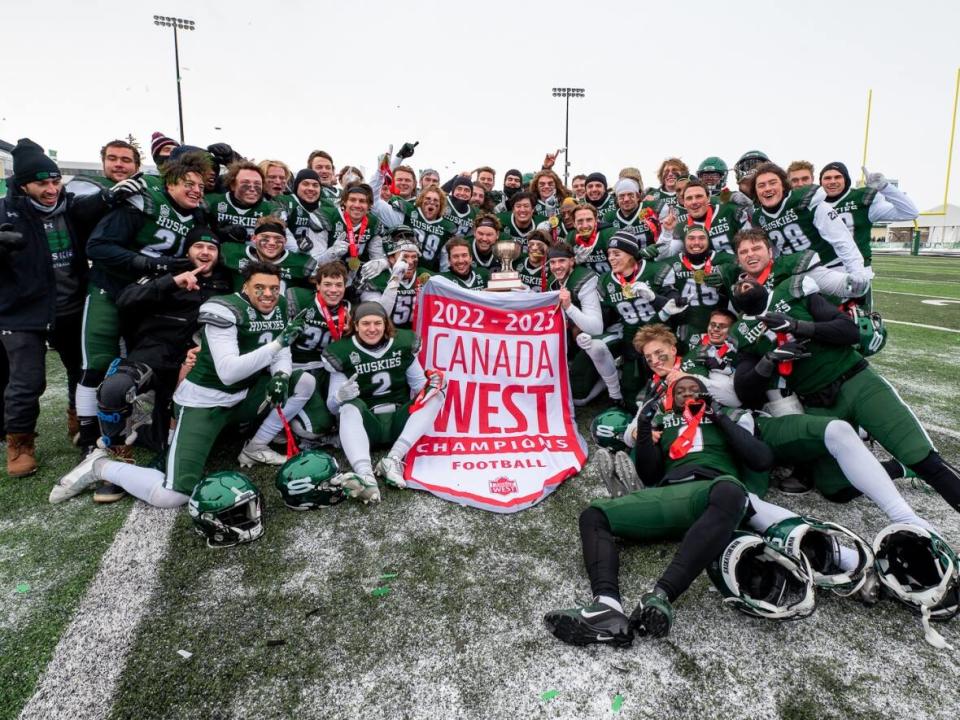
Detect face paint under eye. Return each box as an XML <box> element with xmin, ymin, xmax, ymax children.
<box><xmin>253</xmin><ymin>286</ymin><xmax>278</xmax><ymax>298</ymax></box>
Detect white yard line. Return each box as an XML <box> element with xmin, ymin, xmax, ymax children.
<box><xmin>926</xmin><ymin>424</ymin><xmax>960</xmax><ymax>441</ymax></box>
<box><xmin>884</xmin><ymin>319</ymin><xmax>960</xmax><ymax>333</ymax></box>
<box><xmin>18</xmin><ymin>505</ymin><xmax>176</xmax><ymax>720</ymax></box>
<box><xmin>873</xmin><ymin>289</ymin><xmax>959</xmax><ymax>300</ymax></box>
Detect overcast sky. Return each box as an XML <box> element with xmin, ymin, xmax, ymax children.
<box><xmin>5</xmin><ymin>0</ymin><xmax>960</xmax><ymax>210</ymax></box>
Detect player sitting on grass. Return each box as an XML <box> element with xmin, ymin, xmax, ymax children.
<box><xmin>321</xmin><ymin>302</ymin><xmax>446</xmax><ymax>505</ymax></box>
<box><xmin>49</xmin><ymin>261</ymin><xmax>314</xmax><ymax>507</ymax></box>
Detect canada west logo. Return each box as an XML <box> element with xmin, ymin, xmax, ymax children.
<box><xmin>489</xmin><ymin>476</ymin><xmax>518</xmax><ymax>495</ymax></box>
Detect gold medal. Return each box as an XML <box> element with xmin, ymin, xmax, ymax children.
<box><xmin>347</xmin><ymin>257</ymin><xmax>362</xmax><ymax>272</ymax></box>
<box><xmin>622</xmin><ymin>283</ymin><xmax>634</xmax><ymax>299</ymax></box>
<box><xmin>693</xmin><ymin>269</ymin><xmax>705</xmax><ymax>284</ymax></box>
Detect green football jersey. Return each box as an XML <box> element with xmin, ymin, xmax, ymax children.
<box><xmin>467</xmin><ymin>237</ymin><xmax>500</xmax><ymax>271</ymax></box>
<box><xmin>322</xmin><ymin>329</ymin><xmax>421</xmax><ymax>406</ymax></box>
<box><xmin>826</xmin><ymin>186</ymin><xmax>878</xmax><ymax>264</ymax></box>
<box><xmin>573</xmin><ymin>230</ymin><xmax>611</xmax><ymax>276</ymax></box>
<box><xmin>496</xmin><ymin>212</ymin><xmax>547</xmax><ymax>252</ymax></box>
<box><xmin>717</xmin><ymin>249</ymin><xmax>820</xmax><ymax>295</ymax></box>
<box><xmin>405</xmin><ymin>208</ymin><xmax>458</xmax><ymax>271</ymax></box>
<box><xmin>443</xmin><ymin>203</ymin><xmax>476</xmax><ymax>237</ymax></box>
<box><xmin>364</xmin><ymin>269</ymin><xmax>434</xmax><ymax>328</ymax></box>
<box><xmin>389</xmin><ymin>195</ymin><xmax>415</xmax><ymax>216</ymax></box>
<box><xmin>654</xmin><ymin>409</ymin><xmax>740</xmax><ymax>479</ymax></box>
<box><xmin>645</xmin><ymin>187</ymin><xmax>680</xmax><ymax>214</ymax></box>
<box><xmin>275</xmin><ymin>195</ymin><xmax>324</xmax><ymax>245</ymax></box>
<box><xmin>671</xmin><ymin>201</ymin><xmax>746</xmax><ymax>254</ymax></box>
<box><xmin>131</xmin><ymin>183</ymin><xmax>202</xmax><ymax>258</ymax></box>
<box><xmin>751</xmin><ymin>185</ymin><xmax>832</xmax><ymax>261</ymax></box>
<box><xmin>728</xmin><ymin>283</ymin><xmax>863</xmax><ymax>395</ymax></box>
<box><xmin>321</xmin><ymin>185</ymin><xmax>340</xmax><ymax>201</ymax></box>
<box><xmin>513</xmin><ymin>256</ymin><xmax>549</xmax><ymax>292</ymax></box>
<box><xmin>656</xmin><ymin>251</ymin><xmax>736</xmax><ymax>337</ymax></box>
<box><xmin>548</xmin><ymin>264</ymin><xmax>594</xmax><ymax>299</ymax></box>
<box><xmin>188</xmin><ymin>293</ymin><xmax>288</xmax><ymax>393</ymax></box>
<box><xmin>439</xmin><ymin>266</ymin><xmax>489</xmax><ymax>290</ymax></box>
<box><xmin>205</xmin><ymin>192</ymin><xmax>285</xmax><ymax>238</ymax></box>
<box><xmin>599</xmin><ymin>206</ymin><xmax>658</xmax><ymax>250</ymax></box>
<box><xmin>597</xmin><ymin>259</ymin><xmax>665</xmax><ymax>341</ymax></box>
<box><xmin>285</xmin><ymin>286</ymin><xmax>351</xmax><ymax>367</ymax></box>
<box><xmin>592</xmin><ymin>194</ymin><xmax>616</xmax><ymax>215</ymax></box>
<box><xmin>317</xmin><ymin>205</ymin><xmax>383</xmax><ymax>260</ymax></box>
<box><xmin>220</xmin><ymin>244</ymin><xmax>316</xmax><ymax>292</ymax></box>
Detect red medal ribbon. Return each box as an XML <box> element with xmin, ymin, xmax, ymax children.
<box><xmin>669</xmin><ymin>402</ymin><xmax>706</xmax><ymax>460</ymax></box>
<box><xmin>317</xmin><ymin>300</ymin><xmax>346</xmax><ymax>342</ymax></box>
<box><xmin>756</xmin><ymin>261</ymin><xmax>774</xmax><ymax>286</ymax></box>
<box><xmin>653</xmin><ymin>356</ymin><xmax>683</xmax><ymax>411</ymax></box>
<box><xmin>681</xmin><ymin>254</ymin><xmax>713</xmax><ymax>275</ymax></box>
<box><xmin>575</xmin><ymin>229</ymin><xmax>598</xmax><ymax>249</ymax></box>
<box><xmin>687</xmin><ymin>204</ymin><xmax>714</xmax><ymax>231</ymax></box>
<box><xmin>775</xmin><ymin>331</ymin><xmax>793</xmax><ymax>376</ymax></box>
<box><xmin>613</xmin><ymin>266</ymin><xmax>639</xmax><ymax>293</ymax></box>
<box><xmin>344</xmin><ymin>213</ymin><xmax>368</xmax><ymax>259</ymax></box>
<box><xmin>701</xmin><ymin>335</ymin><xmax>730</xmax><ymax>358</ymax></box>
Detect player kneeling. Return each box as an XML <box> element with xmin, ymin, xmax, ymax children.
<box><xmin>49</xmin><ymin>261</ymin><xmax>314</xmax><ymax>509</ymax></box>
<box><xmin>322</xmin><ymin>302</ymin><xmax>445</xmax><ymax>504</ymax></box>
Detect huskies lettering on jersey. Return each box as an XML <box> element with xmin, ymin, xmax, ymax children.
<box><xmin>758</xmin><ymin>207</ymin><xmax>799</xmax><ymax>231</ymax></box>
<box><xmin>354</xmin><ymin>353</ymin><xmax>404</xmax><ymax>375</ymax></box>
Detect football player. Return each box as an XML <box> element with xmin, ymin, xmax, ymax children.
<box><xmin>206</xmin><ymin>160</ymin><xmax>291</xmax><ymax>245</ymax></box>
<box><xmin>513</xmin><ymin>230</ymin><xmax>550</xmax><ymax>292</ymax></box>
<box><xmin>496</xmin><ymin>191</ymin><xmax>545</xmax><ymax>252</ymax></box>
<box><xmin>50</xmin><ymin>261</ymin><xmax>314</xmax><ymax>506</ymax></box>
<box><xmin>307</xmin><ymin>150</ymin><xmax>339</xmax><ymax>200</ymax></box>
<box><xmin>468</xmin><ymin>214</ymin><xmax>502</xmax><ymax>272</ymax></box>
<box><xmin>361</xmin><ymin>226</ymin><xmax>431</xmax><ymax>328</ymax></box>
<box><xmin>660</xmin><ymin>179</ymin><xmax>747</xmax><ymax>256</ymax></box>
<box><xmin>220</xmin><ymin>215</ymin><xmax>316</xmax><ymax>292</ymax></box>
<box><xmin>787</xmin><ymin>161</ymin><xmax>815</xmax><ymax>189</ymax></box>
<box><xmin>570</xmin><ymin>204</ymin><xmax>611</xmax><ymax>276</ymax></box>
<box><xmin>439</xmin><ymin>236</ymin><xmax>489</xmax><ymax>290</ymax></box>
<box><xmin>313</xmin><ymin>183</ymin><xmax>386</xmax><ymax>275</ymax></box>
<box><xmin>443</xmin><ymin>177</ymin><xmax>477</xmax><ymax>237</ymax></box>
<box><xmin>696</xmin><ymin>157</ymin><xmax>730</xmax><ymax>197</ymax></box>
<box><xmin>583</xmin><ymin>172</ymin><xmax>615</xmax><ymax>215</ymax></box>
<box><xmin>528</xmin><ymin>169</ymin><xmax>571</xmax><ymax>218</ymax></box>
<box><xmin>645</xmin><ymin>157</ymin><xmax>688</xmax><ymax>211</ymax></box>
<box><xmin>322</xmin><ymin>302</ymin><xmax>445</xmax><ymax>504</ymax></box>
<box><xmin>600</xmin><ymin>179</ymin><xmax>660</xmax><ymax>253</ymax></box>
<box><xmin>274</xmin><ymin>169</ymin><xmax>327</xmax><ymax>251</ymax></box>
<box><xmin>368</xmin><ymin>186</ymin><xmax>457</xmax><ymax>273</ymax></box>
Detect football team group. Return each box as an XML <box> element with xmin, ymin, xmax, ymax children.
<box><xmin>0</xmin><ymin>133</ymin><xmax>957</xmax><ymax>649</ymax></box>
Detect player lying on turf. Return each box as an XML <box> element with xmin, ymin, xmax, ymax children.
<box><xmin>49</xmin><ymin>261</ymin><xmax>315</xmax><ymax>506</ymax></box>
<box><xmin>545</xmin><ymin>376</ymin><xmax>871</xmax><ymax>647</ymax></box>
<box><xmin>321</xmin><ymin>302</ymin><xmax>446</xmax><ymax>504</ymax></box>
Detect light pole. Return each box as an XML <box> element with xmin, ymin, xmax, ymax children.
<box><xmin>153</xmin><ymin>15</ymin><xmax>196</xmax><ymax>144</ymax></box>
<box><xmin>551</xmin><ymin>87</ymin><xmax>585</xmax><ymax>187</ymax></box>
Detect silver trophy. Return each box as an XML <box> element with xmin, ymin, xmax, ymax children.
<box><xmin>486</xmin><ymin>237</ymin><xmax>524</xmax><ymax>291</ymax></box>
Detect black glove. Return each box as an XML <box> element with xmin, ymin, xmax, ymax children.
<box><xmin>207</xmin><ymin>143</ymin><xmax>239</xmax><ymax>167</ymax></box>
<box><xmin>0</xmin><ymin>225</ymin><xmax>27</xmax><ymax>254</ymax></box>
<box><xmin>759</xmin><ymin>312</ymin><xmax>815</xmax><ymax>338</ymax></box>
<box><xmin>639</xmin><ymin>244</ymin><xmax>660</xmax><ymax>261</ymax></box>
<box><xmin>765</xmin><ymin>340</ymin><xmax>811</xmax><ymax>363</ymax></box>
<box><xmin>637</xmin><ymin>393</ymin><xmax>661</xmax><ymax>422</ymax></box>
<box><xmin>218</xmin><ymin>224</ymin><xmax>249</xmax><ymax>244</ymax></box>
<box><xmin>696</xmin><ymin>393</ymin><xmax>720</xmax><ymax>418</ymax></box>
<box><xmin>704</xmin><ymin>270</ymin><xmax>726</xmax><ymax>288</ymax></box>
<box><xmin>396</xmin><ymin>141</ymin><xmax>419</xmax><ymax>160</ymax></box>
<box><xmin>129</xmin><ymin>254</ymin><xmax>196</xmax><ymax>275</ymax></box>
<box><xmin>107</xmin><ymin>173</ymin><xmax>146</xmax><ymax>204</ymax></box>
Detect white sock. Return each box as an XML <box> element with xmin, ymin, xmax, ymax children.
<box><xmin>339</xmin><ymin>404</ymin><xmax>373</xmax><ymax>476</ymax></box>
<box><xmin>596</xmin><ymin>595</ymin><xmax>623</xmax><ymax>613</ymax></box>
<box><xmin>76</xmin><ymin>384</ymin><xmax>99</xmax><ymax>417</ymax></box>
<box><xmin>251</xmin><ymin>373</ymin><xmax>316</xmax><ymax>445</ymax></box>
<box><xmin>823</xmin><ymin>420</ymin><xmax>930</xmax><ymax>529</ymax></box>
<box><xmin>390</xmin><ymin>392</ymin><xmax>443</xmax><ymax>458</ymax></box>
<box><xmin>746</xmin><ymin>493</ymin><xmax>797</xmax><ymax>533</ymax></box>
<box><xmin>99</xmin><ymin>461</ymin><xmax>187</xmax><ymax>508</ymax></box>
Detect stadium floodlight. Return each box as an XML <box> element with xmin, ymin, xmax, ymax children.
<box><xmin>551</xmin><ymin>88</ymin><xmax>586</xmax><ymax>186</ymax></box>
<box><xmin>153</xmin><ymin>15</ymin><xmax>196</xmax><ymax>143</ymax></box>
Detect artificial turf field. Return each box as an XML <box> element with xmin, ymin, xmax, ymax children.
<box><xmin>1</xmin><ymin>254</ymin><xmax>959</xmax><ymax>720</ymax></box>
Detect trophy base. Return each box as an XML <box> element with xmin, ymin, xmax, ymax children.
<box><xmin>486</xmin><ymin>272</ymin><xmax>526</xmax><ymax>292</ymax></box>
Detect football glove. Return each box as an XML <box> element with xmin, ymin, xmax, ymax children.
<box><xmin>129</xmin><ymin>254</ymin><xmax>195</xmax><ymax>275</ymax></box>
<box><xmin>658</xmin><ymin>297</ymin><xmax>688</xmax><ymax>320</ymax></box>
<box><xmin>266</xmin><ymin>372</ymin><xmax>290</xmax><ymax>408</ymax></box>
<box><xmin>335</xmin><ymin>373</ymin><xmax>360</xmax><ymax>404</ymax></box>
<box><xmin>758</xmin><ymin>312</ymin><xmax>815</xmax><ymax>338</ymax></box>
<box><xmin>630</xmin><ymin>281</ymin><xmax>657</xmax><ymax>302</ymax></box>
<box><xmin>218</xmin><ymin>224</ymin><xmax>249</xmax><ymax>244</ymax></box>
<box><xmin>207</xmin><ymin>142</ymin><xmax>240</xmax><ymax>167</ymax></box>
<box><xmin>396</xmin><ymin>141</ymin><xmax>419</xmax><ymax>160</ymax></box>
<box><xmin>390</xmin><ymin>258</ymin><xmax>409</xmax><ymax>279</ymax></box>
<box><xmin>108</xmin><ymin>173</ymin><xmax>146</xmax><ymax>204</ymax></box>
<box><xmin>360</xmin><ymin>257</ymin><xmax>390</xmax><ymax>281</ymax></box>
<box><xmin>277</xmin><ymin>308</ymin><xmax>309</xmax><ymax>347</ymax></box>
<box><xmin>639</xmin><ymin>244</ymin><xmax>661</xmax><ymax>261</ymax></box>
<box><xmin>0</xmin><ymin>225</ymin><xmax>27</xmax><ymax>254</ymax></box>
<box><xmin>704</xmin><ymin>270</ymin><xmax>726</xmax><ymax>288</ymax></box>
<box><xmin>573</xmin><ymin>243</ymin><xmax>593</xmax><ymax>264</ymax></box>
<box><xmin>862</xmin><ymin>166</ymin><xmax>889</xmax><ymax>192</ymax></box>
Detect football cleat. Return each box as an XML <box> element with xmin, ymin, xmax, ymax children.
<box><xmin>238</xmin><ymin>441</ymin><xmax>287</xmax><ymax>467</ymax></box>
<box><xmin>544</xmin><ymin>601</ymin><xmax>633</xmax><ymax>648</ymax></box>
<box><xmin>614</xmin><ymin>451</ymin><xmax>643</xmax><ymax>492</ymax></box>
<box><xmin>341</xmin><ymin>473</ymin><xmax>382</xmax><ymax>504</ymax></box>
<box><xmin>376</xmin><ymin>455</ymin><xmax>407</xmax><ymax>489</ymax></box>
<box><xmin>93</xmin><ymin>482</ymin><xmax>127</xmax><ymax>504</ymax></box>
<box><xmin>630</xmin><ymin>589</ymin><xmax>674</xmax><ymax>639</ymax></box>
<box><xmin>596</xmin><ymin>448</ymin><xmax>626</xmax><ymax>498</ymax></box>
<box><xmin>49</xmin><ymin>448</ymin><xmax>110</xmax><ymax>504</ymax></box>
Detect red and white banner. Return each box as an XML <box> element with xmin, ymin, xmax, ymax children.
<box><xmin>407</xmin><ymin>277</ymin><xmax>587</xmax><ymax>513</ymax></box>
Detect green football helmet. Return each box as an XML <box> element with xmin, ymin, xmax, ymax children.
<box><xmin>384</xmin><ymin>224</ymin><xmax>421</xmax><ymax>256</ymax></box>
<box><xmin>276</xmin><ymin>449</ymin><xmax>345</xmax><ymax>510</ymax></box>
<box><xmin>697</xmin><ymin>156</ymin><xmax>728</xmax><ymax>195</ymax></box>
<box><xmin>707</xmin><ymin>531</ymin><xmax>816</xmax><ymax>620</ymax></box>
<box><xmin>590</xmin><ymin>406</ymin><xmax>632</xmax><ymax>452</ymax></box>
<box><xmin>849</xmin><ymin>306</ymin><xmax>887</xmax><ymax>356</ymax></box>
<box><xmin>874</xmin><ymin>523</ymin><xmax>960</xmax><ymax>648</ymax></box>
<box><xmin>188</xmin><ymin>471</ymin><xmax>265</xmax><ymax>548</ymax></box>
<box><xmin>763</xmin><ymin>516</ymin><xmax>874</xmax><ymax>597</ymax></box>
<box><xmin>734</xmin><ymin>150</ymin><xmax>770</xmax><ymax>182</ymax></box>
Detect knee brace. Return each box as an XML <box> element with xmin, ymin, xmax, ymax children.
<box><xmin>97</xmin><ymin>360</ymin><xmax>155</xmax><ymax>447</ymax></box>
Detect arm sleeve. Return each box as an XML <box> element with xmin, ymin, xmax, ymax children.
<box><xmin>714</xmin><ymin>412</ymin><xmax>774</xmax><ymax>471</ymax></box>
<box><xmin>204</xmin><ymin>322</ymin><xmax>281</xmax><ymax>386</ymax></box>
<box><xmin>804</xmin><ymin>293</ymin><xmax>860</xmax><ymax>346</ymax></box>
<box><xmin>733</xmin><ymin>352</ymin><xmax>770</xmax><ymax>410</ymax></box>
<box><xmin>115</xmin><ymin>274</ymin><xmax>178</xmax><ymax>310</ymax></box>
<box><xmin>86</xmin><ymin>206</ymin><xmax>146</xmax><ymax>268</ymax></box>
<box><xmin>869</xmin><ymin>186</ymin><xmax>919</xmax><ymax>222</ymax></box>
<box><xmin>633</xmin><ymin>420</ymin><xmax>665</xmax><ymax>485</ymax></box>
<box><xmin>406</xmin><ymin>358</ymin><xmax>427</xmax><ymax>395</ymax></box>
<box><xmin>563</xmin><ymin>276</ymin><xmax>603</xmax><ymax>335</ymax></box>
<box><xmin>269</xmin><ymin>346</ymin><xmax>293</xmax><ymax>376</ymax></box>
<box><xmin>371</xmin><ymin>198</ymin><xmax>404</xmax><ymax>228</ymax></box>
<box><xmin>811</xmin><ymin>189</ymin><xmax>864</xmax><ymax>273</ymax></box>
<box><xmin>362</xmin><ymin>280</ymin><xmax>399</xmax><ymax>314</ymax></box>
